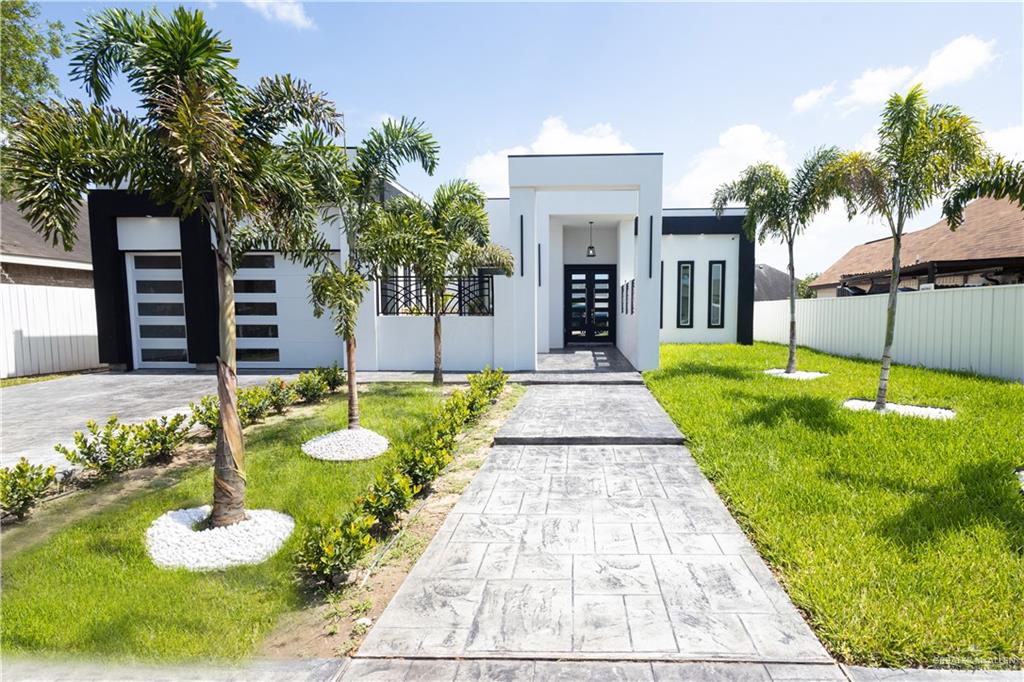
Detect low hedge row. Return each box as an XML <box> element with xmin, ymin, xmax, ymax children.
<box><xmin>296</xmin><ymin>367</ymin><xmax>507</xmax><ymax>587</ymax></box>
<box><xmin>0</xmin><ymin>364</ymin><xmax>346</xmax><ymax>522</ymax></box>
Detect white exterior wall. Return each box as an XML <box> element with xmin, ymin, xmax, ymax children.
<box><xmin>753</xmin><ymin>284</ymin><xmax>1024</xmax><ymax>382</ymax></box>
<box><xmin>659</xmin><ymin>233</ymin><xmax>740</xmax><ymax>343</ymax></box>
<box><xmin>1</xmin><ymin>284</ymin><xmax>102</xmax><ymax>378</ymax></box>
<box><xmin>375</xmin><ymin>316</ymin><xmax>494</xmax><ymax>370</ymax></box>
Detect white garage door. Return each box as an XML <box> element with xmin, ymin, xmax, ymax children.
<box><xmin>126</xmin><ymin>252</ymin><xmax>193</xmax><ymax>369</ymax></box>
<box><xmin>234</xmin><ymin>253</ymin><xmax>344</xmax><ymax>369</ymax></box>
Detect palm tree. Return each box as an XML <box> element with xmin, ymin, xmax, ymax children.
<box><xmin>378</xmin><ymin>180</ymin><xmax>514</xmax><ymax>385</ymax></box>
<box><xmin>832</xmin><ymin>85</ymin><xmax>986</xmax><ymax>410</ymax></box>
<box><xmin>942</xmin><ymin>157</ymin><xmax>1024</xmax><ymax>228</ymax></box>
<box><xmin>712</xmin><ymin>147</ymin><xmax>843</xmax><ymax>374</ymax></box>
<box><xmin>307</xmin><ymin>119</ymin><xmax>438</xmax><ymax>429</ymax></box>
<box><xmin>4</xmin><ymin>7</ymin><xmax>343</xmax><ymax>527</ymax></box>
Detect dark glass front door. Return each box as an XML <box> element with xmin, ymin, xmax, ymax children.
<box><xmin>564</xmin><ymin>265</ymin><xmax>616</xmax><ymax>344</ymax></box>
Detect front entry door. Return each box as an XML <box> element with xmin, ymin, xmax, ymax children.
<box><xmin>564</xmin><ymin>265</ymin><xmax>616</xmax><ymax>344</ymax></box>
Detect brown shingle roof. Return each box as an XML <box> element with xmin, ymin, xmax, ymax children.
<box><xmin>811</xmin><ymin>197</ymin><xmax>1024</xmax><ymax>288</ymax></box>
<box><xmin>0</xmin><ymin>200</ymin><xmax>91</xmax><ymax>265</ymax></box>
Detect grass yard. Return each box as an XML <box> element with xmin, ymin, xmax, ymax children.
<box><xmin>646</xmin><ymin>343</ymin><xmax>1024</xmax><ymax>668</ymax></box>
<box><xmin>1</xmin><ymin>383</ymin><xmax>442</xmax><ymax>662</ymax></box>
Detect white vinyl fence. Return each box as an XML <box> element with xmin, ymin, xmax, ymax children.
<box><xmin>1</xmin><ymin>284</ymin><xmax>102</xmax><ymax>379</ymax></box>
<box><xmin>753</xmin><ymin>284</ymin><xmax>1024</xmax><ymax>382</ymax></box>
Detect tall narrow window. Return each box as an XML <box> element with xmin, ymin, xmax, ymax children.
<box><xmin>708</xmin><ymin>260</ymin><xmax>725</xmax><ymax>328</ymax></box>
<box><xmin>676</xmin><ymin>261</ymin><xmax>694</xmax><ymax>328</ymax></box>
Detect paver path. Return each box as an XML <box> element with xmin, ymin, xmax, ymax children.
<box><xmin>356</xmin><ymin>382</ymin><xmax>831</xmax><ymax>667</ymax></box>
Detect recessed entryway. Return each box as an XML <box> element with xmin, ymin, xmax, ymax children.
<box><xmin>564</xmin><ymin>265</ymin><xmax>616</xmax><ymax>345</ymax></box>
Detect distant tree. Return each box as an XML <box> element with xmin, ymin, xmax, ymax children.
<box><xmin>798</xmin><ymin>273</ymin><xmax>819</xmax><ymax>299</ymax></box>
<box><xmin>307</xmin><ymin>119</ymin><xmax>439</xmax><ymax>429</ymax></box>
<box><xmin>5</xmin><ymin>7</ymin><xmax>343</xmax><ymax>527</ymax></box>
<box><xmin>1</xmin><ymin>0</ymin><xmax>63</xmax><ymax>131</ymax></box>
<box><xmin>713</xmin><ymin>148</ymin><xmax>844</xmax><ymax>373</ymax></box>
<box><xmin>832</xmin><ymin>85</ymin><xmax>985</xmax><ymax>410</ymax></box>
<box><xmin>377</xmin><ymin>180</ymin><xmax>514</xmax><ymax>385</ymax></box>
<box><xmin>942</xmin><ymin>157</ymin><xmax>1024</xmax><ymax>228</ymax></box>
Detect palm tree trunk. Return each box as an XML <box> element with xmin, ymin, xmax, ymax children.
<box><xmin>346</xmin><ymin>336</ymin><xmax>360</xmax><ymax>429</ymax></box>
<box><xmin>210</xmin><ymin>224</ymin><xmax>246</xmax><ymax>527</ymax></box>
<box><xmin>432</xmin><ymin>309</ymin><xmax>443</xmax><ymax>386</ymax></box>
<box><xmin>874</xmin><ymin>234</ymin><xmax>902</xmax><ymax>411</ymax></box>
<box><xmin>786</xmin><ymin>237</ymin><xmax>797</xmax><ymax>374</ymax></box>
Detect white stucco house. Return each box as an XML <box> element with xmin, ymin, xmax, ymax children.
<box><xmin>87</xmin><ymin>153</ymin><xmax>753</xmax><ymax>373</ymax></box>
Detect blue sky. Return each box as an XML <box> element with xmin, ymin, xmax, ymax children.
<box><xmin>39</xmin><ymin>1</ymin><xmax>1023</xmax><ymax>275</ymax></box>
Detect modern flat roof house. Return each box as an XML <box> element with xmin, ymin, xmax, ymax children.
<box><xmin>810</xmin><ymin>197</ymin><xmax>1024</xmax><ymax>298</ymax></box>
<box><xmin>87</xmin><ymin>153</ymin><xmax>753</xmax><ymax>372</ymax></box>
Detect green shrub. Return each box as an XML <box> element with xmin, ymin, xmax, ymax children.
<box><xmin>54</xmin><ymin>416</ymin><xmax>143</xmax><ymax>477</ymax></box>
<box><xmin>237</xmin><ymin>385</ymin><xmax>272</xmax><ymax>426</ymax></box>
<box><xmin>135</xmin><ymin>413</ymin><xmax>192</xmax><ymax>462</ymax></box>
<box><xmin>357</xmin><ymin>467</ymin><xmax>419</xmax><ymax>536</ymax></box>
<box><xmin>296</xmin><ymin>511</ymin><xmax>377</xmax><ymax>586</ymax></box>
<box><xmin>0</xmin><ymin>457</ymin><xmax>56</xmax><ymax>520</ymax></box>
<box><xmin>468</xmin><ymin>365</ymin><xmax>506</xmax><ymax>413</ymax></box>
<box><xmin>190</xmin><ymin>395</ymin><xmax>220</xmax><ymax>433</ymax></box>
<box><xmin>293</xmin><ymin>371</ymin><xmax>329</xmax><ymax>403</ymax></box>
<box><xmin>265</xmin><ymin>377</ymin><xmax>295</xmax><ymax>413</ymax></box>
<box><xmin>396</xmin><ymin>440</ymin><xmax>452</xmax><ymax>490</ymax></box>
<box><xmin>314</xmin><ymin>362</ymin><xmax>346</xmax><ymax>392</ymax></box>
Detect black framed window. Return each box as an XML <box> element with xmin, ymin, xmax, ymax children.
<box><xmin>234</xmin><ymin>279</ymin><xmax>276</xmax><ymax>294</ymax></box>
<box><xmin>134</xmin><ymin>255</ymin><xmax>182</xmax><ymax>269</ymax></box>
<box><xmin>136</xmin><ymin>280</ymin><xmax>183</xmax><ymax>294</ymax></box>
<box><xmin>238</xmin><ymin>324</ymin><xmax>279</xmax><ymax>338</ymax></box>
<box><xmin>236</xmin><ymin>302</ymin><xmax>277</xmax><ymax>316</ymax></box>
<box><xmin>140</xmin><ymin>348</ymin><xmax>188</xmax><ymax>362</ymax></box>
<box><xmin>708</xmin><ymin>260</ymin><xmax>725</xmax><ymax>329</ymax></box>
<box><xmin>677</xmin><ymin>261</ymin><xmax>694</xmax><ymax>328</ymax></box>
<box><xmin>138</xmin><ymin>302</ymin><xmax>184</xmax><ymax>316</ymax></box>
<box><xmin>240</xmin><ymin>254</ymin><xmax>275</xmax><ymax>269</ymax></box>
<box><xmin>139</xmin><ymin>324</ymin><xmax>186</xmax><ymax>338</ymax></box>
<box><xmin>237</xmin><ymin>348</ymin><xmax>280</xmax><ymax>362</ymax></box>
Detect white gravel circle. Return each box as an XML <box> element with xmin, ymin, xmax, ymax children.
<box><xmin>145</xmin><ymin>505</ymin><xmax>294</xmax><ymax>571</ymax></box>
<box><xmin>842</xmin><ymin>399</ymin><xmax>955</xmax><ymax>420</ymax></box>
<box><xmin>301</xmin><ymin>428</ymin><xmax>389</xmax><ymax>461</ymax></box>
<box><xmin>764</xmin><ymin>368</ymin><xmax>828</xmax><ymax>380</ymax></box>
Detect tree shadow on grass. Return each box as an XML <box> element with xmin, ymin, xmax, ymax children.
<box><xmin>651</xmin><ymin>362</ymin><xmax>752</xmax><ymax>382</ymax></box>
<box><xmin>726</xmin><ymin>389</ymin><xmax>850</xmax><ymax>435</ymax></box>
<box><xmin>825</xmin><ymin>460</ymin><xmax>1024</xmax><ymax>554</ymax></box>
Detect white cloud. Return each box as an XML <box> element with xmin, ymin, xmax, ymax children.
<box><xmin>836</xmin><ymin>66</ymin><xmax>914</xmax><ymax>112</ymax></box>
<box><xmin>914</xmin><ymin>35</ymin><xmax>996</xmax><ymax>91</ymax></box>
<box><xmin>465</xmin><ymin>117</ymin><xmax>634</xmax><ymax>196</ymax></box>
<box><xmin>792</xmin><ymin>82</ymin><xmax>836</xmax><ymax>113</ymax></box>
<box><xmin>241</xmin><ymin>0</ymin><xmax>314</xmax><ymax>29</ymax></box>
<box><xmin>665</xmin><ymin>124</ymin><xmax>788</xmax><ymax>207</ymax></box>
<box><xmin>985</xmin><ymin>125</ymin><xmax>1024</xmax><ymax>160</ymax></box>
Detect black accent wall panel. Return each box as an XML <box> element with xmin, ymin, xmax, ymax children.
<box><xmin>178</xmin><ymin>213</ymin><xmax>219</xmax><ymax>364</ymax></box>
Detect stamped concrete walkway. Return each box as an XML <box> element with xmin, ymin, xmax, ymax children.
<box><xmin>353</xmin><ymin>356</ymin><xmax>835</xmax><ymax>677</ymax></box>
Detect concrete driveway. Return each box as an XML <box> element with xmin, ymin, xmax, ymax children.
<box><xmin>1</xmin><ymin>371</ymin><xmax>298</xmax><ymax>470</ymax></box>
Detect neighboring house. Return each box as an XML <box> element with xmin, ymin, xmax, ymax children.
<box><xmin>1</xmin><ymin>201</ymin><xmax>102</xmax><ymax>378</ymax></box>
<box><xmin>810</xmin><ymin>197</ymin><xmax>1024</xmax><ymax>297</ymax></box>
<box><xmin>754</xmin><ymin>263</ymin><xmax>791</xmax><ymax>301</ymax></box>
<box><xmin>1</xmin><ymin>201</ymin><xmax>93</xmax><ymax>287</ymax></box>
<box><xmin>87</xmin><ymin>152</ymin><xmax>754</xmax><ymax>373</ymax></box>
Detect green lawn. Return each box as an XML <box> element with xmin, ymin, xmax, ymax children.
<box><xmin>646</xmin><ymin>344</ymin><xmax>1024</xmax><ymax>668</ymax></box>
<box><xmin>1</xmin><ymin>383</ymin><xmax>442</xmax><ymax>661</ymax></box>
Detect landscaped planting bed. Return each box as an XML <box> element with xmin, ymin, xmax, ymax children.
<box><xmin>646</xmin><ymin>343</ymin><xmax>1024</xmax><ymax>669</ymax></box>
<box><xmin>0</xmin><ymin>383</ymin><xmax>444</xmax><ymax>661</ymax></box>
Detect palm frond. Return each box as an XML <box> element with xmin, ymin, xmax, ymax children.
<box><xmin>943</xmin><ymin>157</ymin><xmax>1024</xmax><ymax>229</ymax></box>
<box><xmin>454</xmin><ymin>242</ymin><xmax>515</xmax><ymax>277</ymax></box>
<box><xmin>240</xmin><ymin>75</ymin><xmax>342</xmax><ymax>143</ymax></box>
<box><xmin>352</xmin><ymin>116</ymin><xmax>439</xmax><ymax>204</ymax></box>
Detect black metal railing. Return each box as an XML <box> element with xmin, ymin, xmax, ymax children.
<box><xmin>377</xmin><ymin>275</ymin><xmax>495</xmax><ymax>316</ymax></box>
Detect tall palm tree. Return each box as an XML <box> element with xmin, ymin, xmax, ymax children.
<box><xmin>4</xmin><ymin>7</ymin><xmax>343</xmax><ymax>527</ymax></box>
<box><xmin>942</xmin><ymin>157</ymin><xmax>1024</xmax><ymax>228</ymax></box>
<box><xmin>377</xmin><ymin>179</ymin><xmax>514</xmax><ymax>385</ymax></box>
<box><xmin>832</xmin><ymin>85</ymin><xmax>986</xmax><ymax>410</ymax></box>
<box><xmin>712</xmin><ymin>147</ymin><xmax>844</xmax><ymax>374</ymax></box>
<box><xmin>306</xmin><ymin>119</ymin><xmax>438</xmax><ymax>429</ymax></box>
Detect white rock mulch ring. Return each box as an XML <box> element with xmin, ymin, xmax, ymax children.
<box><xmin>764</xmin><ymin>368</ymin><xmax>828</xmax><ymax>380</ymax></box>
<box><xmin>146</xmin><ymin>505</ymin><xmax>294</xmax><ymax>571</ymax></box>
<box><xmin>301</xmin><ymin>428</ymin><xmax>389</xmax><ymax>461</ymax></box>
<box><xmin>842</xmin><ymin>399</ymin><xmax>955</xmax><ymax>420</ymax></box>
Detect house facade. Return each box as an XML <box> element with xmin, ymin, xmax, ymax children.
<box><xmin>87</xmin><ymin>153</ymin><xmax>753</xmax><ymax>373</ymax></box>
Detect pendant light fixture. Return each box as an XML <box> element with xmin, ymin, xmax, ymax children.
<box><xmin>586</xmin><ymin>221</ymin><xmax>596</xmax><ymax>258</ymax></box>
